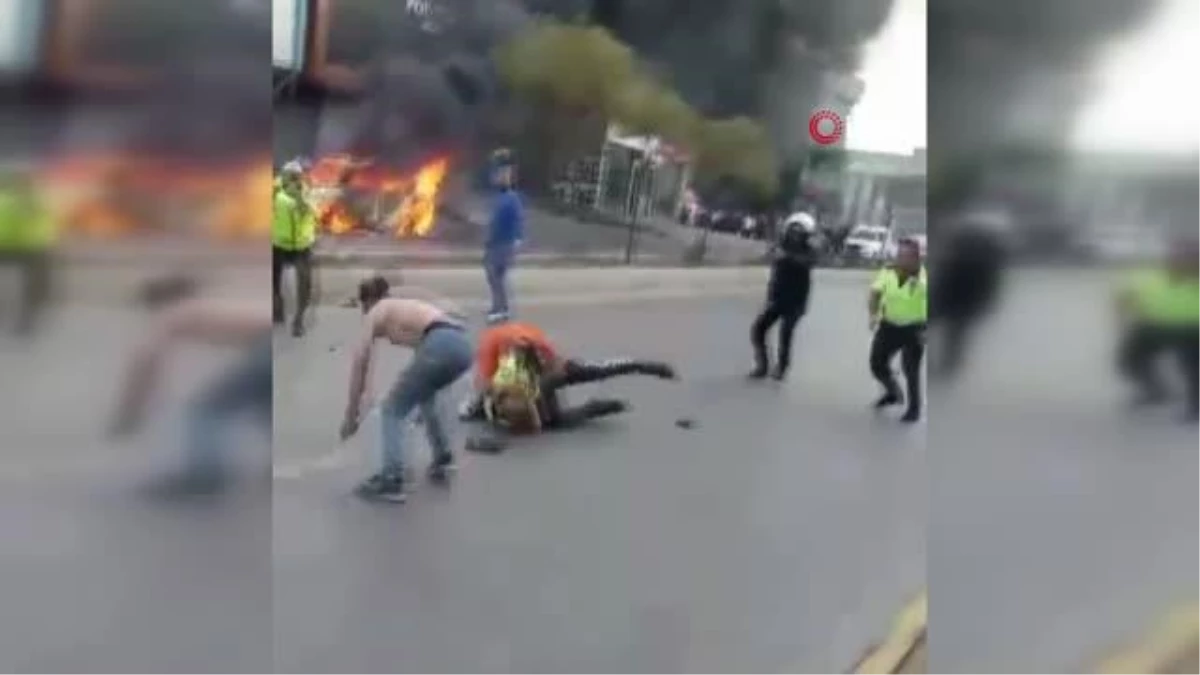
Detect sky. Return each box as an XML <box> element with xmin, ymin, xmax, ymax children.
<box><xmin>844</xmin><ymin>0</ymin><xmax>927</xmax><ymax>155</ymax></box>
<box><xmin>1071</xmin><ymin>0</ymin><xmax>1200</xmax><ymax>155</ymax></box>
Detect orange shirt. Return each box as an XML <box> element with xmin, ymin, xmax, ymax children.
<box><xmin>475</xmin><ymin>322</ymin><xmax>559</xmax><ymax>387</ymax></box>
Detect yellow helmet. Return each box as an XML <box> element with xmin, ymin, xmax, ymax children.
<box><xmin>485</xmin><ymin>348</ymin><xmax>542</xmax><ymax>431</ymax></box>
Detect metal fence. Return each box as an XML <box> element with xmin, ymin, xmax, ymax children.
<box><xmin>550</xmin><ymin>140</ymin><xmax>689</xmax><ymax>225</ymax></box>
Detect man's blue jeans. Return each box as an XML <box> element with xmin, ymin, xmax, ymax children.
<box><xmin>183</xmin><ymin>337</ymin><xmax>272</xmax><ymax>472</ymax></box>
<box><xmin>380</xmin><ymin>326</ymin><xmax>474</xmax><ymax>475</ymax></box>
<box><xmin>484</xmin><ymin>244</ymin><xmax>515</xmax><ymax>316</ymax></box>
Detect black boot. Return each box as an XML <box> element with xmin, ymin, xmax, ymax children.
<box><xmin>874</xmin><ymin>390</ymin><xmax>903</xmax><ymax>409</ymax></box>
<box><xmin>900</xmin><ymin>370</ymin><xmax>922</xmax><ymax>421</ymax></box>
<box><xmin>638</xmin><ymin>361</ymin><xmax>677</xmax><ymax>379</ymax></box>
<box><xmin>1129</xmin><ymin>388</ymin><xmax>1169</xmax><ymax>408</ymax></box>
<box><xmin>748</xmin><ymin>350</ymin><xmax>769</xmax><ymax>379</ymax></box>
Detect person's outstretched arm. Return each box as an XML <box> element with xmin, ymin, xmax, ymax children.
<box><xmin>341</xmin><ymin>307</ymin><xmax>382</xmax><ymax>439</ymax></box>
<box><xmin>109</xmin><ymin>300</ymin><xmax>269</xmax><ymax>436</ymax></box>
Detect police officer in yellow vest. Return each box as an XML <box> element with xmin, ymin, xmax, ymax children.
<box><xmin>1115</xmin><ymin>237</ymin><xmax>1199</xmax><ymax>421</ymax></box>
<box><xmin>273</xmin><ymin>161</ymin><xmax>318</xmax><ymax>337</ymax></box>
<box><xmin>868</xmin><ymin>238</ymin><xmax>928</xmax><ymax>423</ymax></box>
<box><xmin>0</xmin><ymin>169</ymin><xmax>56</xmax><ymax>335</ymax></box>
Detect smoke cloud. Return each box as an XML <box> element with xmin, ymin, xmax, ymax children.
<box><xmin>319</xmin><ymin>0</ymin><xmax>897</xmax><ymax>165</ymax></box>
<box><xmin>927</xmin><ymin>0</ymin><xmax>1160</xmax><ymax>188</ymax></box>
<box><xmin>594</xmin><ymin>0</ymin><xmax>896</xmax><ymax>159</ymax></box>
<box><xmin>58</xmin><ymin>0</ymin><xmax>273</xmax><ymax>164</ymax></box>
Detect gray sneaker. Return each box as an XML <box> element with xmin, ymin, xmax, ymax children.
<box><xmin>427</xmin><ymin>455</ymin><xmax>458</xmax><ymax>483</ymax></box>
<box><xmin>354</xmin><ymin>471</ymin><xmax>408</xmax><ymax>503</ymax></box>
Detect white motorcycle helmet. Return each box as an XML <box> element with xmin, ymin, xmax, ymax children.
<box><xmin>784</xmin><ymin>211</ymin><xmax>817</xmax><ymax>234</ymax></box>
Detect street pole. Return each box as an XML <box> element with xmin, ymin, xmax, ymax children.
<box><xmin>623</xmin><ymin>158</ymin><xmax>642</xmax><ymax>264</ymax></box>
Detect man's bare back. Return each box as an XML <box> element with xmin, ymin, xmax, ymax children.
<box><xmin>364</xmin><ymin>297</ymin><xmax>460</xmax><ymax>349</ymax></box>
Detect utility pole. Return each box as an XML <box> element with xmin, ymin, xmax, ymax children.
<box><xmin>623</xmin><ymin>157</ymin><xmax>644</xmax><ymax>264</ymax></box>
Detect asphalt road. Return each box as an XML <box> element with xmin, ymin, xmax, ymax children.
<box><xmin>0</xmin><ymin>308</ymin><xmax>273</xmax><ymax>673</ymax></box>
<box><xmin>0</xmin><ymin>271</ymin><xmax>1193</xmax><ymax>673</ymax></box>
<box><xmin>272</xmin><ymin>294</ymin><xmax>925</xmax><ymax>673</ymax></box>
<box><xmin>926</xmin><ymin>272</ymin><xmax>1198</xmax><ymax>673</ymax></box>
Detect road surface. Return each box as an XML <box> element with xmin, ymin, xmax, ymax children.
<box><xmin>926</xmin><ymin>271</ymin><xmax>1198</xmax><ymax>673</ymax></box>
<box><xmin>0</xmin><ymin>271</ymin><xmax>1192</xmax><ymax>672</ymax></box>
<box><xmin>0</xmin><ymin>307</ymin><xmax>272</xmax><ymax>673</ymax></box>
<box><xmin>272</xmin><ymin>294</ymin><xmax>925</xmax><ymax>673</ymax></box>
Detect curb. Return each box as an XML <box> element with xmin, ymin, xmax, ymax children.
<box><xmin>1093</xmin><ymin>604</ymin><xmax>1199</xmax><ymax>674</ymax></box>
<box><xmin>851</xmin><ymin>592</ymin><xmax>928</xmax><ymax>674</ymax></box>
<box><xmin>306</xmin><ymin>267</ymin><xmax>874</xmax><ymax>305</ymax></box>
<box><xmin>56</xmin><ymin>264</ymin><xmax>875</xmax><ymax>306</ymax></box>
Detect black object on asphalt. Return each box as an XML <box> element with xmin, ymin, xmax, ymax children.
<box><xmin>465</xmin><ymin>435</ymin><xmax>506</xmax><ymax>454</ymax></box>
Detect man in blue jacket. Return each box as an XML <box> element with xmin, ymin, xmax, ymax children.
<box><xmin>484</xmin><ymin>161</ymin><xmax>523</xmax><ymax>323</ymax></box>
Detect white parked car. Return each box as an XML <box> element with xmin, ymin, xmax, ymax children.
<box><xmin>844</xmin><ymin>225</ymin><xmax>893</xmax><ymax>261</ymax></box>
<box><xmin>1083</xmin><ymin>230</ymin><xmax>1163</xmax><ymax>263</ymax></box>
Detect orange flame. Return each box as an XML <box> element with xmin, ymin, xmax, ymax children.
<box><xmin>42</xmin><ymin>154</ymin><xmax>272</xmax><ymax>240</ymax></box>
<box><xmin>307</xmin><ymin>155</ymin><xmax>450</xmax><ymax>238</ymax></box>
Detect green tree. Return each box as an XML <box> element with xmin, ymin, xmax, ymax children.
<box><xmin>495</xmin><ymin>20</ymin><xmax>641</xmax><ymax>191</ymax></box>
<box><xmin>693</xmin><ymin>117</ymin><xmax>779</xmax><ymax>199</ymax></box>
<box><xmin>614</xmin><ymin>76</ymin><xmax>698</xmax><ymax>147</ymax></box>
<box><xmin>497</xmin><ymin>21</ymin><xmax>637</xmax><ymax>116</ymax></box>
<box><xmin>496</xmin><ymin>19</ymin><xmax>779</xmax><ymax>202</ymax></box>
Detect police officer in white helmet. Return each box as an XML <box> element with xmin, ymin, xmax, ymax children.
<box><xmin>749</xmin><ymin>211</ymin><xmax>818</xmax><ymax>380</ymax></box>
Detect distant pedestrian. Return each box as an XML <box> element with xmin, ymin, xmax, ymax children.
<box><xmin>484</xmin><ymin>161</ymin><xmax>523</xmax><ymax>323</ymax></box>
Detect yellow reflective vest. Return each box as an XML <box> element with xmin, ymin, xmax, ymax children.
<box><xmin>1124</xmin><ymin>268</ymin><xmax>1199</xmax><ymax>327</ymax></box>
<box><xmin>0</xmin><ymin>187</ymin><xmax>56</xmax><ymax>252</ymax></box>
<box><xmin>872</xmin><ymin>266</ymin><xmax>928</xmax><ymax>325</ymax></box>
<box><xmin>272</xmin><ymin>188</ymin><xmax>317</xmax><ymax>251</ymax></box>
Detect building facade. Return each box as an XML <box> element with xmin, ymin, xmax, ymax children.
<box><xmin>1059</xmin><ymin>152</ymin><xmax>1199</xmax><ymax>243</ymax></box>
<box><xmin>839</xmin><ymin>148</ymin><xmax>927</xmax><ymax>233</ymax></box>
<box><xmin>0</xmin><ymin>0</ymin><xmax>42</xmax><ymax>78</ymax></box>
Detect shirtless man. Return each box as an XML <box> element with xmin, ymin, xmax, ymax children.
<box><xmin>460</xmin><ymin>320</ymin><xmax>676</xmax><ymax>435</ymax></box>
<box><xmin>340</xmin><ymin>275</ymin><xmax>473</xmax><ymax>502</ymax></box>
<box><xmin>109</xmin><ymin>276</ymin><xmax>272</xmax><ymax>494</ymax></box>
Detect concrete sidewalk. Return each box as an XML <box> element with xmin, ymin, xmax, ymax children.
<box><xmin>56</xmin><ymin>263</ymin><xmax>873</xmax><ymax>306</ymax></box>
<box><xmin>59</xmin><ymin>238</ymin><xmax>764</xmax><ymax>268</ymax></box>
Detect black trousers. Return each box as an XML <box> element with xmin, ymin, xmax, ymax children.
<box><xmin>1118</xmin><ymin>323</ymin><xmax>1199</xmax><ymax>412</ymax></box>
<box><xmin>870</xmin><ymin>321</ymin><xmax>926</xmax><ymax>412</ymax></box>
<box><xmin>539</xmin><ymin>358</ymin><xmax>652</xmax><ymax>429</ymax></box>
<box><xmin>271</xmin><ymin>246</ymin><xmax>313</xmax><ymax>323</ymax></box>
<box><xmin>931</xmin><ymin>313</ymin><xmax>973</xmax><ymax>380</ymax></box>
<box><xmin>0</xmin><ymin>250</ymin><xmax>52</xmax><ymax>334</ymax></box>
<box><xmin>468</xmin><ymin>357</ymin><xmax>659</xmax><ymax>430</ymax></box>
<box><xmin>1185</xmin><ymin>329</ymin><xmax>1200</xmax><ymax>413</ymax></box>
<box><xmin>751</xmin><ymin>302</ymin><xmax>802</xmax><ymax>372</ymax></box>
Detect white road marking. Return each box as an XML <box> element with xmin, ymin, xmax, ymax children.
<box><xmin>272</xmin><ymin>405</ymin><xmax>378</xmax><ymax>480</ymax></box>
